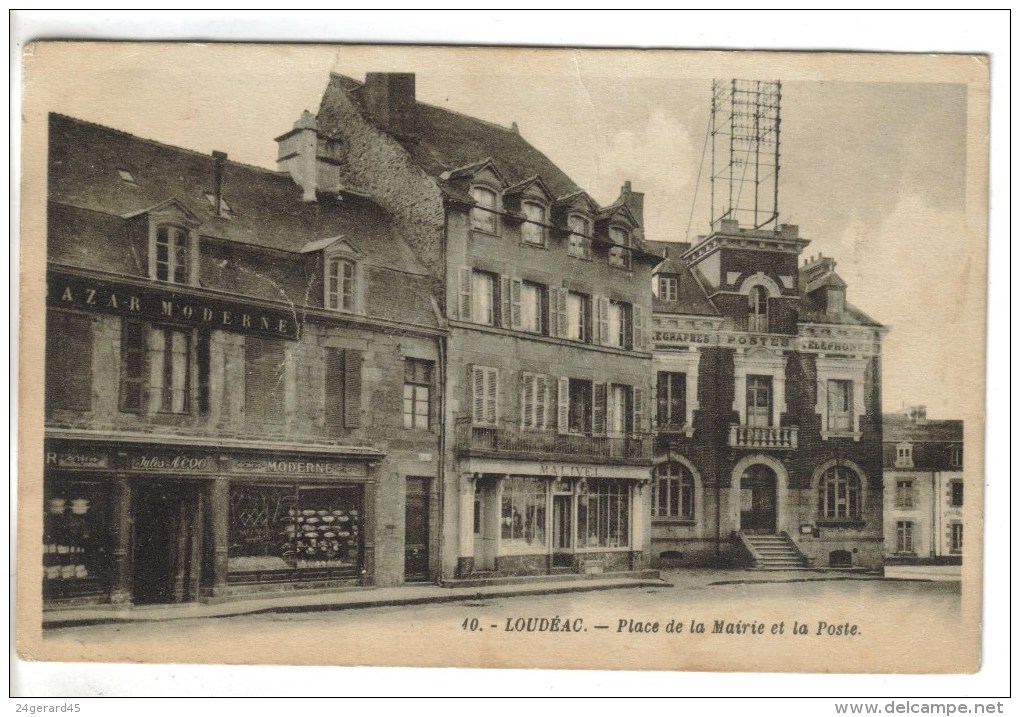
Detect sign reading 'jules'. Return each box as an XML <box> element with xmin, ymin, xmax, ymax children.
<box><xmin>48</xmin><ymin>271</ymin><xmax>300</xmax><ymax>340</ymax></box>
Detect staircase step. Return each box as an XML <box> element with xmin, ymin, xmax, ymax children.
<box><xmin>739</xmin><ymin>532</ymin><xmax>810</xmax><ymax>570</ymax></box>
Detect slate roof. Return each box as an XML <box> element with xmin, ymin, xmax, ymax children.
<box><xmin>883</xmin><ymin>415</ymin><xmax>964</xmax><ymax>444</ymax></box>
<box><xmin>797</xmin><ymin>293</ymin><xmax>883</xmax><ymax>327</ymax></box>
<box><xmin>47</xmin><ymin>113</ymin><xmax>428</xmax><ymax>277</ymax></box>
<box><xmin>645</xmin><ymin>240</ymin><xmax>718</xmax><ymax>317</ymax></box>
<box><xmin>330</xmin><ymin>73</ymin><xmax>583</xmax><ymax>200</ymax></box>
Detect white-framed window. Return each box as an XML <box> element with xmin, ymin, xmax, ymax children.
<box><xmin>520</xmin><ymin>281</ymin><xmax>547</xmax><ymax>334</ymax></box>
<box><xmin>606</xmin><ymin>300</ymin><xmax>632</xmax><ymax>349</ymax></box>
<box><xmin>521</xmin><ymin>201</ymin><xmax>546</xmax><ymax>246</ymax></box>
<box><xmin>567</xmin><ymin>214</ymin><xmax>592</xmax><ymax>259</ymax></box>
<box><xmin>470</xmin><ymin>186</ymin><xmax>499</xmax><ymax>234</ymax></box>
<box><xmin>657</xmin><ymin>276</ymin><xmax>678</xmax><ymax>302</ymax></box>
<box><xmin>120</xmin><ymin>319</ymin><xmax>208</xmax><ymax>416</ymax></box>
<box><xmin>403</xmin><ymin>359</ymin><xmax>433</xmax><ymax>430</ymax></box>
<box><xmin>471</xmin><ymin>365</ymin><xmax>499</xmax><ymax>426</ymax></box>
<box><xmin>656</xmin><ymin>372</ymin><xmax>686</xmax><ymax>429</ymax></box>
<box><xmin>577</xmin><ymin>480</ymin><xmax>630</xmax><ymax>549</ymax></box>
<box><xmin>746</xmin><ymin>375</ymin><xmax>772</xmax><ymax>428</ymax></box>
<box><xmin>327</xmin><ymin>257</ymin><xmax>357</xmax><ymax>312</ymax></box>
<box><xmin>471</xmin><ymin>270</ymin><xmax>497</xmax><ymax>325</ymax></box>
<box><xmin>895</xmin><ymin>480</ymin><xmax>914</xmax><ymax>509</ymax></box>
<box><xmin>608</xmin><ymin>226</ymin><xmax>632</xmax><ymax>269</ymax></box>
<box><xmin>732</xmin><ymin>348</ymin><xmax>787</xmax><ymax>428</ymax></box>
<box><xmin>520</xmin><ymin>372</ymin><xmax>552</xmax><ymax>430</ymax></box>
<box><xmin>815</xmin><ymin>357</ymin><xmax>867</xmax><ymax>440</ymax></box>
<box><xmin>566</xmin><ymin>291</ymin><xmax>591</xmax><ymax>342</ymax></box>
<box><xmin>501</xmin><ymin>477</ymin><xmax>547</xmax><ymax>547</ymax></box>
<box><xmin>895</xmin><ymin>443</ymin><xmax>914</xmax><ymax>468</ymax></box>
<box><xmin>818</xmin><ymin>465</ymin><xmax>862</xmax><ymax>521</ymax></box>
<box><xmin>950</xmin><ymin>523</ymin><xmax>963</xmax><ymax>553</ymax></box>
<box><xmin>896</xmin><ymin>521</ymin><xmax>914</xmax><ymax>553</ymax></box>
<box><xmin>155</xmin><ymin>225</ymin><xmax>191</xmax><ymax>284</ymax></box>
<box><xmin>826</xmin><ymin>379</ymin><xmax>853</xmax><ymax>432</ymax></box>
<box><xmin>609</xmin><ymin>384</ymin><xmax>633</xmax><ymax>435</ymax></box>
<box><xmin>748</xmin><ymin>285</ymin><xmax>769</xmax><ymax>332</ymax></box>
<box><xmin>652</xmin><ymin>462</ymin><xmax>695</xmax><ymax>519</ymax></box>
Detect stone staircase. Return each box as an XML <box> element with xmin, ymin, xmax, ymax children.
<box><xmin>738</xmin><ymin>532</ymin><xmax>810</xmax><ymax>569</ymax></box>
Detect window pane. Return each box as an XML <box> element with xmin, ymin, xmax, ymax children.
<box><xmin>472</xmin><ymin>272</ymin><xmax>493</xmax><ymax>324</ymax></box>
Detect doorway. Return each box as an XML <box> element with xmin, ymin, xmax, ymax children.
<box><xmin>551</xmin><ymin>494</ymin><xmax>573</xmax><ymax>568</ymax></box>
<box><xmin>132</xmin><ymin>481</ymin><xmax>202</xmax><ymax>604</ymax></box>
<box><xmin>739</xmin><ymin>465</ymin><xmax>777</xmax><ymax>534</ymax></box>
<box><xmin>404</xmin><ymin>477</ymin><xmax>430</xmax><ymax>582</ymax></box>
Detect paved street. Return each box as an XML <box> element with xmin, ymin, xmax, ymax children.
<box><xmin>39</xmin><ymin>570</ymin><xmax>965</xmax><ymax>672</ymax></box>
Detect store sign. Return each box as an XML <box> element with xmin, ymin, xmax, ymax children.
<box><xmin>652</xmin><ymin>324</ymin><xmax>881</xmax><ymax>355</ymax></box>
<box><xmin>48</xmin><ymin>271</ymin><xmax>300</xmax><ymax>340</ymax></box>
<box><xmin>800</xmin><ymin>339</ymin><xmax>881</xmax><ymax>355</ymax></box>
<box><xmin>540</xmin><ymin>464</ymin><xmax>601</xmax><ymax>478</ymax></box>
<box><xmin>229</xmin><ymin>458</ymin><xmax>366</xmax><ymax>477</ymax></box>
<box><xmin>128</xmin><ymin>454</ymin><xmax>219</xmax><ymax>473</ymax></box>
<box><xmin>45</xmin><ymin>450</ymin><xmax>110</xmax><ymax>469</ymax></box>
<box><xmin>653</xmin><ymin>331</ymin><xmax>713</xmax><ymax>345</ymax></box>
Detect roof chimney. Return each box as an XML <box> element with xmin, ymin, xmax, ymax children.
<box><xmin>212</xmin><ymin>151</ymin><xmax>227</xmax><ymax>216</ymax></box>
<box><xmin>510</xmin><ymin>122</ymin><xmax>519</xmax><ymax>135</ymax></box>
<box><xmin>275</xmin><ymin>110</ymin><xmax>319</xmax><ymax>202</ymax></box>
<box><xmin>364</xmin><ymin>73</ymin><xmax>418</xmax><ymax>133</ymax></box>
<box><xmin>619</xmin><ymin>180</ymin><xmax>644</xmax><ymax>233</ymax></box>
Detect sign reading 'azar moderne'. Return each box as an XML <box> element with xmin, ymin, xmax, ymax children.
<box><xmin>48</xmin><ymin>271</ymin><xmax>300</xmax><ymax>340</ymax></box>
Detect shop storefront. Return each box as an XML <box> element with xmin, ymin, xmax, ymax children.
<box><xmin>461</xmin><ymin>461</ymin><xmax>650</xmax><ymax>578</ymax></box>
<box><xmin>42</xmin><ymin>436</ymin><xmax>381</xmax><ymax>608</ymax></box>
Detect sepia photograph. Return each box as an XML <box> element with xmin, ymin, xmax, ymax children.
<box><xmin>12</xmin><ymin>15</ymin><xmax>1003</xmax><ymax>702</ymax></box>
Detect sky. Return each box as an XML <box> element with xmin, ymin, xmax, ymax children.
<box><xmin>22</xmin><ymin>43</ymin><xmax>986</xmax><ymax>418</ymax></box>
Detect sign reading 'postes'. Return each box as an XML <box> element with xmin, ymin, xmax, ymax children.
<box><xmin>48</xmin><ymin>271</ymin><xmax>299</xmax><ymax>340</ymax></box>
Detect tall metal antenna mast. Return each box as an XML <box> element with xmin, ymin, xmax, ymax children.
<box><xmin>709</xmin><ymin>79</ymin><xmax>782</xmax><ymax>231</ymax></box>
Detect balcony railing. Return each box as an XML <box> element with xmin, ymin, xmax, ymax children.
<box><xmin>729</xmin><ymin>425</ymin><xmax>798</xmax><ymax>450</ymax></box>
<box><xmin>456</xmin><ymin>421</ymin><xmax>652</xmax><ymax>463</ymax></box>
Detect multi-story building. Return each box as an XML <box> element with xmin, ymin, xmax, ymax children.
<box><xmin>646</xmin><ymin>222</ymin><xmax>887</xmax><ymax>569</ymax></box>
<box><xmin>882</xmin><ymin>407</ymin><xmax>965</xmax><ymax>563</ymax></box>
<box><xmin>43</xmin><ymin>113</ymin><xmax>444</xmax><ymax>608</ymax></box>
<box><xmin>296</xmin><ymin>72</ymin><xmax>659</xmax><ymax>581</ymax></box>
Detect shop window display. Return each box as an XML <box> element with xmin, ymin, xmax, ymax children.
<box><xmin>577</xmin><ymin>480</ymin><xmax>631</xmax><ymax>549</ymax></box>
<box><xmin>43</xmin><ymin>482</ymin><xmax>108</xmax><ymax>599</ymax></box>
<box><xmin>228</xmin><ymin>484</ymin><xmax>362</xmax><ymax>579</ymax></box>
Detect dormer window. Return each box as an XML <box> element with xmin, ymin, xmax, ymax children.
<box><xmin>657</xmin><ymin>276</ymin><xmax>678</xmax><ymax>302</ymax></box>
<box><xmin>608</xmin><ymin>226</ymin><xmax>632</xmax><ymax>269</ymax></box>
<box><xmin>895</xmin><ymin>443</ymin><xmax>914</xmax><ymax>468</ymax></box>
<box><xmin>567</xmin><ymin>214</ymin><xmax>592</xmax><ymax>259</ymax></box>
<box><xmin>471</xmin><ymin>186</ymin><xmax>499</xmax><ymax>234</ymax></box>
<box><xmin>521</xmin><ymin>201</ymin><xmax>547</xmax><ymax>246</ymax></box>
<box><xmin>155</xmin><ymin>225</ymin><xmax>191</xmax><ymax>284</ymax></box>
<box><xmin>327</xmin><ymin>257</ymin><xmax>357</xmax><ymax>312</ymax></box>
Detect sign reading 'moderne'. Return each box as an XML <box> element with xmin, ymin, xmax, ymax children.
<box><xmin>48</xmin><ymin>271</ymin><xmax>300</xmax><ymax>340</ymax></box>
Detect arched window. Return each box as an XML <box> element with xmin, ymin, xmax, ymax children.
<box><xmin>652</xmin><ymin>462</ymin><xmax>695</xmax><ymax>519</ymax></box>
<box><xmin>817</xmin><ymin>465</ymin><xmax>862</xmax><ymax>520</ymax></box>
<box><xmin>748</xmin><ymin>285</ymin><xmax>768</xmax><ymax>332</ymax></box>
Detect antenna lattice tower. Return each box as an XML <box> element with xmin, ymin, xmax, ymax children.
<box><xmin>709</xmin><ymin>79</ymin><xmax>782</xmax><ymax>230</ymax></box>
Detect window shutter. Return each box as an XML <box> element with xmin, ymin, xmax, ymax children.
<box><xmin>47</xmin><ymin>312</ymin><xmax>93</xmax><ymax>412</ymax></box>
<box><xmin>521</xmin><ymin>371</ymin><xmax>534</xmax><ymax>428</ymax></box>
<box><xmin>485</xmin><ymin>367</ymin><xmax>498</xmax><ymax>425</ymax></box>
<box><xmin>633</xmin><ymin>305</ymin><xmax>644</xmax><ymax>351</ymax></box>
<box><xmin>593</xmin><ymin>382</ymin><xmax>608</xmax><ymax>434</ymax></box>
<box><xmin>324</xmin><ymin>347</ymin><xmax>345</xmax><ymax>428</ymax></box>
<box><xmin>500</xmin><ymin>276</ymin><xmax>512</xmax><ymax>328</ymax></box>
<box><xmin>556</xmin><ymin>288</ymin><xmax>568</xmax><ymax>337</ymax></box>
<box><xmin>536</xmin><ymin>375</ymin><xmax>548</xmax><ymax>430</ymax></box>
<box><xmin>558</xmin><ymin>376</ymin><xmax>570</xmax><ymax>434</ymax></box>
<box><xmin>244</xmin><ymin>336</ymin><xmax>263</xmax><ymax>422</ymax></box>
<box><xmin>510</xmin><ymin>278</ymin><xmax>523</xmax><ymax>329</ymax></box>
<box><xmin>343</xmin><ymin>348</ymin><xmax>362</xmax><ymax>428</ymax></box>
<box><xmin>119</xmin><ymin>319</ymin><xmax>146</xmax><ymax>413</ymax></box>
<box><xmin>633</xmin><ymin>387</ymin><xmax>644</xmax><ymax>433</ymax></box>
<box><xmin>458</xmin><ymin>267</ymin><xmax>473</xmax><ymax>321</ymax></box>
<box><xmin>472</xmin><ymin>366</ymin><xmax>485</xmax><ymax>424</ymax></box>
<box><xmin>597</xmin><ymin>297</ymin><xmax>610</xmax><ymax>345</ymax></box>
<box><xmin>851</xmin><ymin>381</ymin><xmax>865</xmax><ymax>426</ymax></box>
<box><xmin>264</xmin><ymin>339</ymin><xmax>286</xmax><ymax>425</ymax></box>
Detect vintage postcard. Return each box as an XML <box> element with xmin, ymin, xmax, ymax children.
<box><xmin>17</xmin><ymin>41</ymin><xmax>989</xmax><ymax>678</ymax></box>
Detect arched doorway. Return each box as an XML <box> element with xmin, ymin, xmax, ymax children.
<box><xmin>739</xmin><ymin>464</ymin><xmax>777</xmax><ymax>534</ymax></box>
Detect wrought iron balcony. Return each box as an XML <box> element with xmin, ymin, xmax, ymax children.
<box><xmin>456</xmin><ymin>421</ymin><xmax>652</xmax><ymax>464</ymax></box>
<box><xmin>729</xmin><ymin>424</ymin><xmax>798</xmax><ymax>450</ymax></box>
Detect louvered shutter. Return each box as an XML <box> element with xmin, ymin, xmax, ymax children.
<box><xmin>597</xmin><ymin>297</ymin><xmax>610</xmax><ymax>345</ymax></box>
<box><xmin>264</xmin><ymin>339</ymin><xmax>286</xmax><ymax>425</ymax></box>
<box><xmin>458</xmin><ymin>267</ymin><xmax>473</xmax><ymax>321</ymax></box>
<box><xmin>510</xmin><ymin>278</ymin><xmax>523</xmax><ymax>329</ymax></box>
<box><xmin>557</xmin><ymin>376</ymin><xmax>570</xmax><ymax>434</ymax></box>
<box><xmin>324</xmin><ymin>347</ymin><xmax>345</xmax><ymax>429</ymax></box>
<box><xmin>593</xmin><ymin>382</ymin><xmax>608</xmax><ymax>434</ymax></box>
<box><xmin>521</xmin><ymin>371</ymin><xmax>534</xmax><ymax>428</ymax></box>
<box><xmin>556</xmin><ymin>288</ymin><xmax>568</xmax><ymax>337</ymax></box>
<box><xmin>472</xmin><ymin>366</ymin><xmax>486</xmax><ymax>424</ymax></box>
<box><xmin>536</xmin><ymin>375</ymin><xmax>548</xmax><ymax>430</ymax></box>
<box><xmin>633</xmin><ymin>305</ymin><xmax>645</xmax><ymax>351</ymax></box>
<box><xmin>343</xmin><ymin>348</ymin><xmax>362</xmax><ymax>428</ymax></box>
<box><xmin>633</xmin><ymin>387</ymin><xmax>645</xmax><ymax>433</ymax></box>
<box><xmin>500</xmin><ymin>276</ymin><xmax>512</xmax><ymax>328</ymax></box>
<box><xmin>244</xmin><ymin>336</ymin><xmax>262</xmax><ymax>422</ymax></box>
<box><xmin>119</xmin><ymin>319</ymin><xmax>146</xmax><ymax>413</ymax></box>
<box><xmin>485</xmin><ymin>367</ymin><xmax>498</xmax><ymax>425</ymax></box>
<box><xmin>47</xmin><ymin>312</ymin><xmax>93</xmax><ymax>412</ymax></box>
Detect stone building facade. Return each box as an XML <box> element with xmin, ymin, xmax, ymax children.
<box><xmin>647</xmin><ymin>222</ymin><xmax>887</xmax><ymax>570</ymax></box>
<box><xmin>882</xmin><ymin>409</ymin><xmax>965</xmax><ymax>564</ymax></box>
<box><xmin>299</xmin><ymin>73</ymin><xmax>659</xmax><ymax>581</ymax></box>
<box><xmin>44</xmin><ymin>114</ymin><xmax>444</xmax><ymax>607</ymax></box>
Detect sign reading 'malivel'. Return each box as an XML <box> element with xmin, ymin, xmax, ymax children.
<box><xmin>48</xmin><ymin>271</ymin><xmax>300</xmax><ymax>340</ymax></box>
